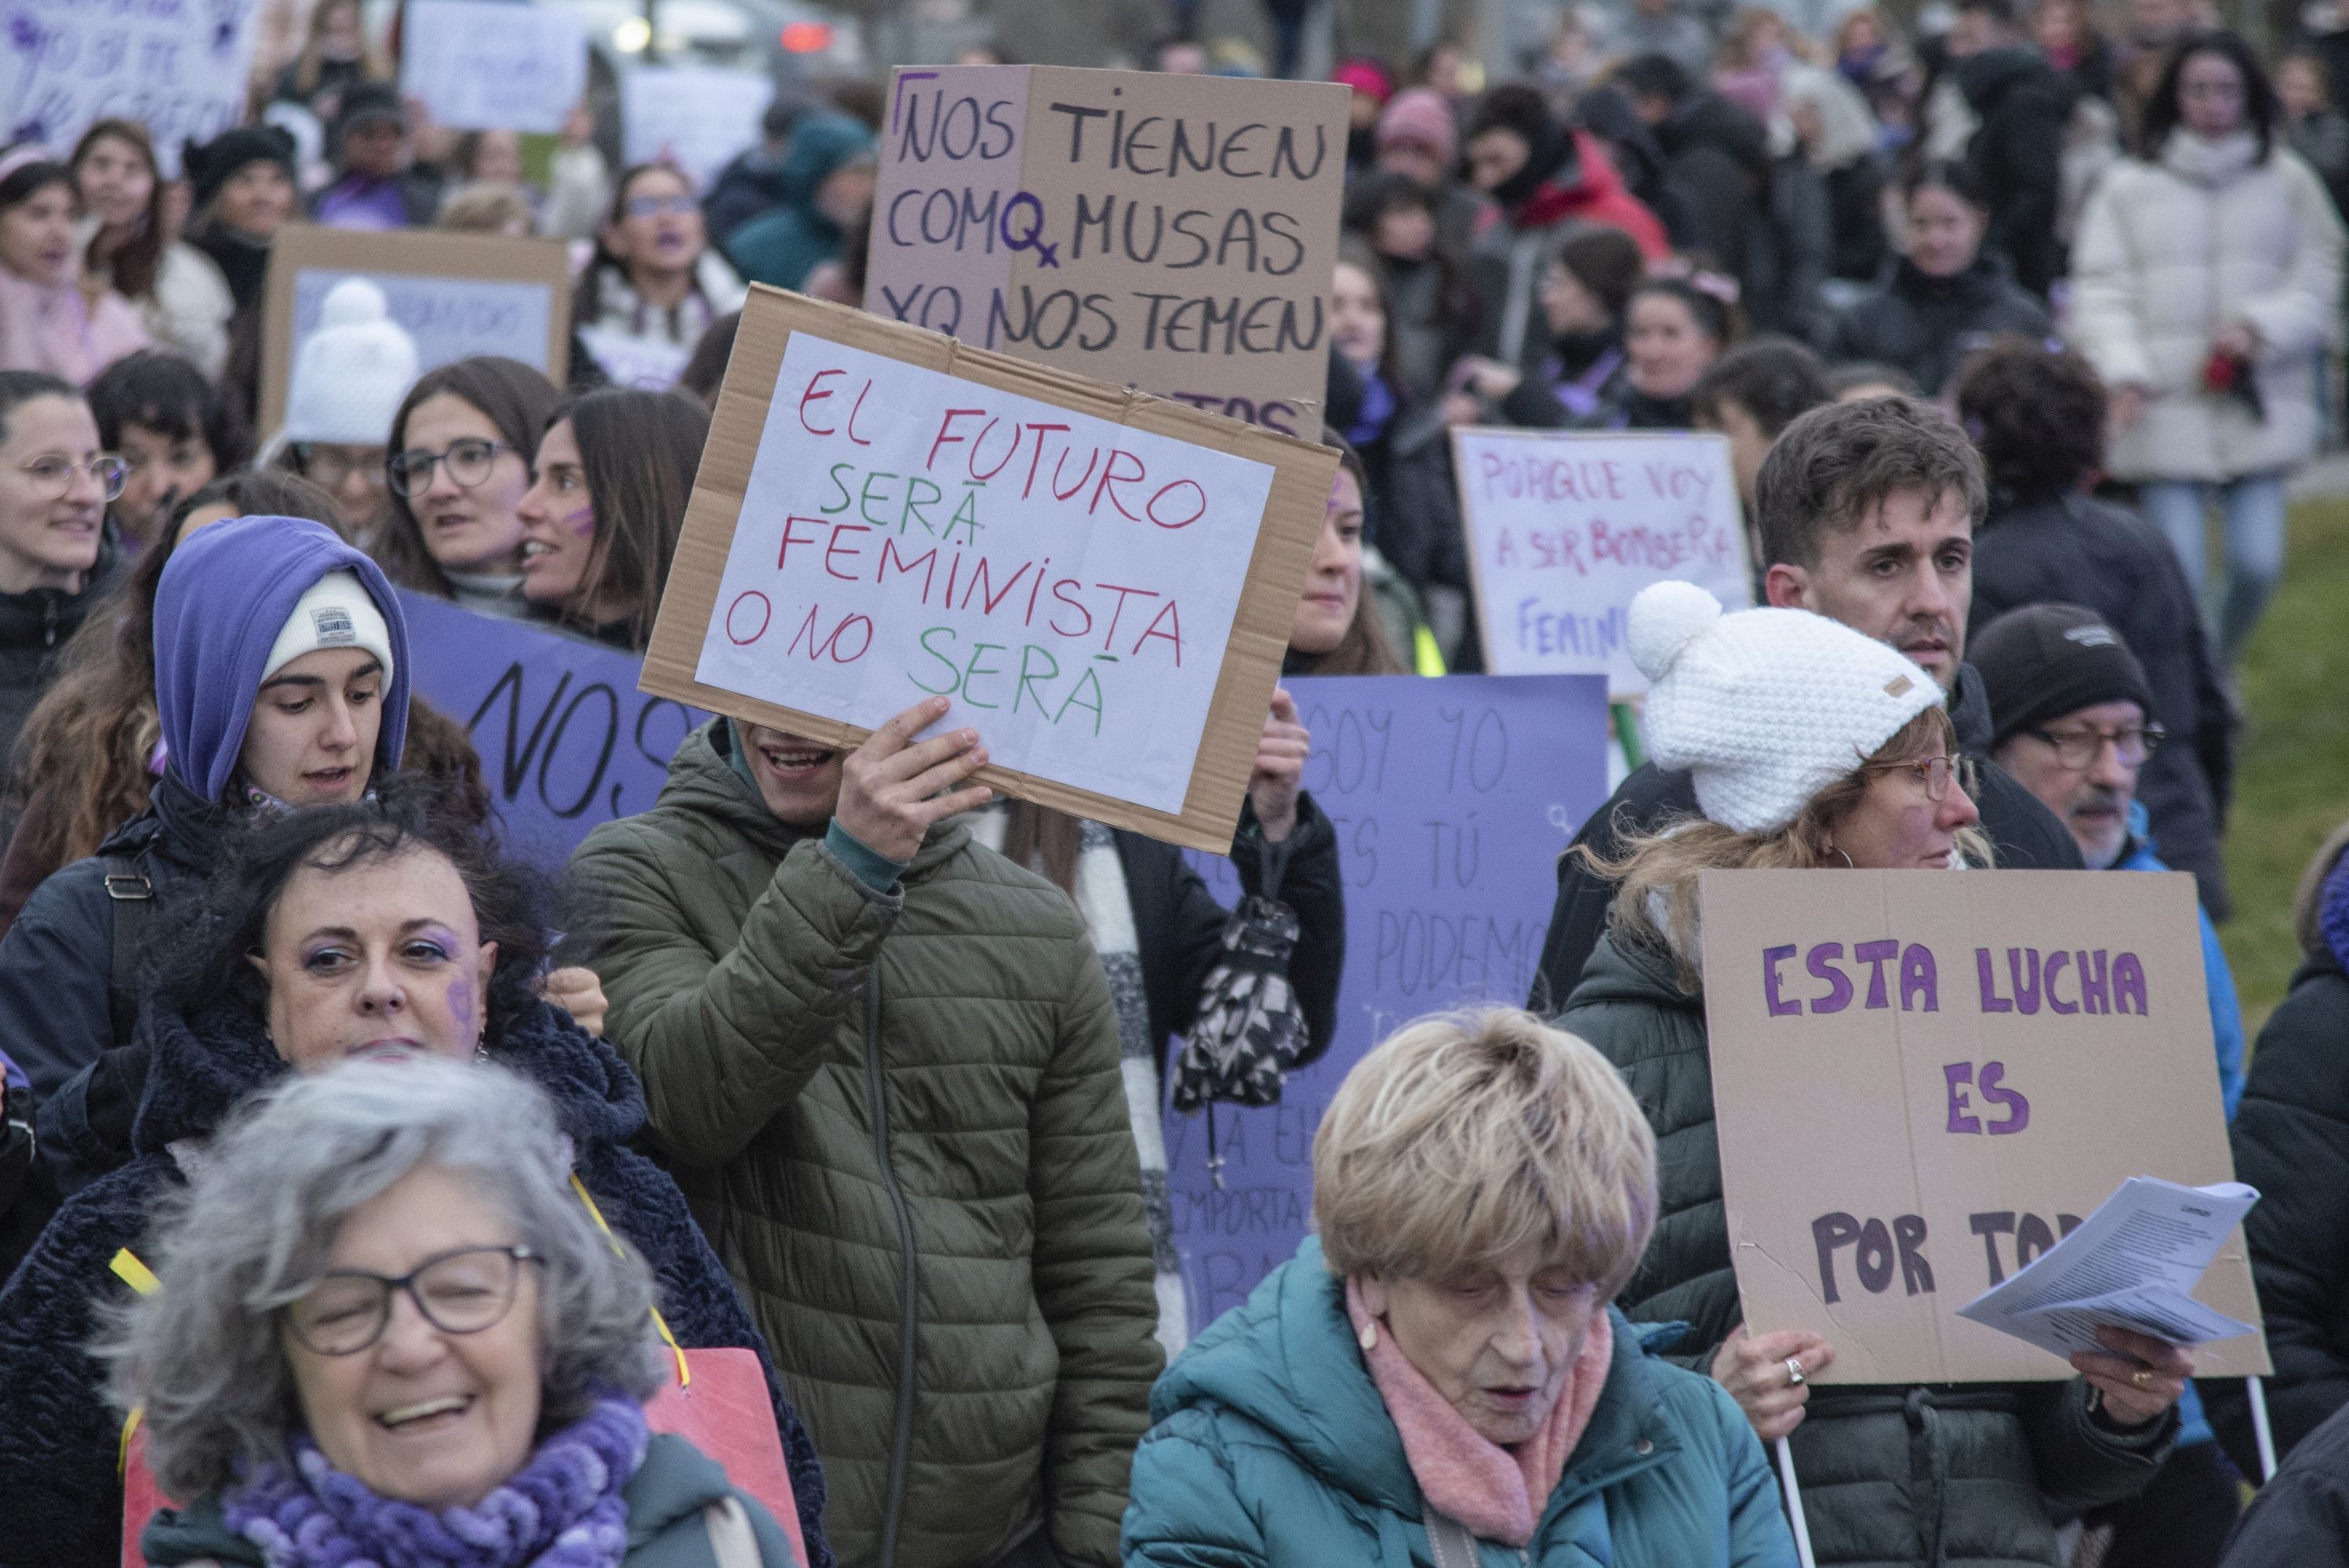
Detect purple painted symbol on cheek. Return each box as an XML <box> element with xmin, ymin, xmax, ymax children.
<box><xmin>562</xmin><ymin>506</ymin><xmax>596</xmax><ymax>539</ymax></box>
<box><xmin>446</xmin><ymin>975</ymin><xmax>476</xmax><ymax>1046</ymax></box>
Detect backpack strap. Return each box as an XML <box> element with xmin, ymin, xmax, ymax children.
<box><xmin>1423</xmin><ymin>1508</ymin><xmax>1483</xmax><ymax>1568</ymax></box>
<box><xmin>101</xmin><ymin>852</ymin><xmax>154</xmax><ymax>1048</ymax></box>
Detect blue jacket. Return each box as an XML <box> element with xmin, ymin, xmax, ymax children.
<box><xmin>2113</xmin><ymin>800</ymin><xmax>2244</xmax><ymax>1454</ymax></box>
<box><xmin>1122</xmin><ymin>1236</ymin><xmax>1798</xmax><ymax>1567</ymax></box>
<box><xmin>724</xmin><ymin>113</ymin><xmax>874</xmax><ymax>291</ymax></box>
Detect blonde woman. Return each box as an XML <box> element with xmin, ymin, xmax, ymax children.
<box><xmin>1124</xmin><ymin>1006</ymin><xmax>1797</xmax><ymax>1566</ymax></box>
<box><xmin>1556</xmin><ymin>579</ymin><xmax>2191</xmax><ymax>1568</ymax></box>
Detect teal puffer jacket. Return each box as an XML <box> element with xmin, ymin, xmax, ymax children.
<box><xmin>1121</xmin><ymin>1236</ymin><xmax>1798</xmax><ymax>1567</ymax></box>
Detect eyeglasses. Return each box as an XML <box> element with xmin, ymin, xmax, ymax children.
<box><xmin>294</xmin><ymin>445</ymin><xmax>389</xmax><ymax>489</ymax></box>
<box><xmin>2025</xmin><ymin>722</ymin><xmax>2165</xmax><ymax>771</ymax></box>
<box><xmin>1863</xmin><ymin>753</ymin><xmax>1970</xmax><ymax>801</ymax></box>
<box><xmin>16</xmin><ymin>453</ymin><xmax>128</xmax><ymax>503</ymax></box>
<box><xmin>284</xmin><ymin>1244</ymin><xmax>542</xmax><ymax>1356</ymax></box>
<box><xmin>623</xmin><ymin>194</ymin><xmax>696</xmax><ymax>219</ymax></box>
<box><xmin>387</xmin><ymin>437</ymin><xmax>517</xmax><ymax>497</ymax></box>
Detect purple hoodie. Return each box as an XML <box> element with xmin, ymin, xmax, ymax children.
<box><xmin>154</xmin><ymin>516</ymin><xmax>412</xmax><ymax>804</ymax></box>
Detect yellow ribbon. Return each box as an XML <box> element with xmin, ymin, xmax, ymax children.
<box><xmin>569</xmin><ymin>1173</ymin><xmax>691</xmax><ymax>1390</ymax></box>
<box><xmin>111</xmin><ymin>1250</ymin><xmax>159</xmax><ymax>1474</ymax></box>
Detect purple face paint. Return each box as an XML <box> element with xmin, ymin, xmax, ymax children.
<box><xmin>445</xmin><ymin>974</ymin><xmax>476</xmax><ymax>1047</ymax></box>
<box><xmin>561</xmin><ymin>506</ymin><xmax>596</xmax><ymax>539</ymax></box>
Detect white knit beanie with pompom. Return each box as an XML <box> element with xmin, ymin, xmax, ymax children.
<box><xmin>283</xmin><ymin>278</ymin><xmax>419</xmax><ymax>445</ymax></box>
<box><xmin>1630</xmin><ymin>579</ymin><xmax>1944</xmax><ymax>834</ymax></box>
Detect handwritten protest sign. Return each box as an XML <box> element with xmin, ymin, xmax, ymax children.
<box><xmin>399</xmin><ymin>0</ymin><xmax>587</xmax><ymax>134</ymax></box>
<box><xmin>1160</xmin><ymin>673</ymin><xmax>1610</xmax><ymax>1329</ymax></box>
<box><xmin>866</xmin><ymin>66</ymin><xmax>1351</xmax><ymax>437</ymax></box>
<box><xmin>643</xmin><ymin>286</ymin><xmax>1334</xmax><ymax>855</ymax></box>
<box><xmin>261</xmin><ymin>225</ymin><xmax>571</xmax><ymax>434</ymax></box>
<box><xmin>4</xmin><ymin>0</ymin><xmax>261</xmax><ymax>176</ymax></box>
<box><xmin>1698</xmin><ymin>868</ymin><xmax>2269</xmax><ymax>1384</ymax></box>
<box><xmin>622</xmin><ymin>66</ymin><xmax>774</xmax><ymax>194</ymax></box>
<box><xmin>1451</xmin><ymin>427</ymin><xmax>1752</xmax><ymax>696</ymax></box>
<box><xmin>398</xmin><ymin>592</ymin><xmax>706</xmax><ymax>869</ymax></box>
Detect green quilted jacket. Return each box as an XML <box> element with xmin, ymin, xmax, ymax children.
<box><xmin>570</xmin><ymin>721</ymin><xmax>1163</xmax><ymax>1568</ymax></box>
<box><xmin>1556</xmin><ymin>930</ymin><xmax>2174</xmax><ymax>1568</ymax></box>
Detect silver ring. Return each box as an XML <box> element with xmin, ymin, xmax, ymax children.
<box><xmin>1786</xmin><ymin>1357</ymin><xmax>1806</xmax><ymax>1387</ymax></box>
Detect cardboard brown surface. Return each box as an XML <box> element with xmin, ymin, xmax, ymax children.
<box><xmin>1697</xmin><ymin>868</ymin><xmax>2269</xmax><ymax>1385</ymax></box>
<box><xmin>866</xmin><ymin>66</ymin><xmax>1350</xmax><ymax>436</ymax></box>
<box><xmin>641</xmin><ymin>284</ymin><xmax>1337</xmax><ymax>854</ymax></box>
<box><xmin>260</xmin><ymin>225</ymin><xmax>572</xmax><ymax>434</ymax></box>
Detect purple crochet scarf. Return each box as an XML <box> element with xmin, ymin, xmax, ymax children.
<box><xmin>223</xmin><ymin>1390</ymin><xmax>648</xmax><ymax>1568</ymax></box>
<box><xmin>2322</xmin><ymin>855</ymin><xmax>2349</xmax><ymax>975</ymax></box>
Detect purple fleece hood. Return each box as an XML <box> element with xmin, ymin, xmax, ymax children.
<box><xmin>154</xmin><ymin>516</ymin><xmax>412</xmax><ymax>804</ymax></box>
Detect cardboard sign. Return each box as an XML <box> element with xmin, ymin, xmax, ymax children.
<box><xmin>398</xmin><ymin>592</ymin><xmax>708</xmax><ymax>870</ymax></box>
<box><xmin>1698</xmin><ymin>868</ymin><xmax>2270</xmax><ymax>1385</ymax></box>
<box><xmin>642</xmin><ymin>285</ymin><xmax>1334</xmax><ymax>855</ymax></box>
<box><xmin>3</xmin><ymin>0</ymin><xmax>262</xmax><ymax>177</ymax></box>
<box><xmin>1160</xmin><ymin>673</ymin><xmax>1612</xmax><ymax>1329</ymax></box>
<box><xmin>399</xmin><ymin>0</ymin><xmax>587</xmax><ymax>134</ymax></box>
<box><xmin>261</xmin><ymin>225</ymin><xmax>572</xmax><ymax>436</ymax></box>
<box><xmin>622</xmin><ymin>66</ymin><xmax>774</xmax><ymax>194</ymax></box>
<box><xmin>1451</xmin><ymin>427</ymin><xmax>1752</xmax><ymax>696</ymax></box>
<box><xmin>866</xmin><ymin>65</ymin><xmax>1351</xmax><ymax>437</ymax></box>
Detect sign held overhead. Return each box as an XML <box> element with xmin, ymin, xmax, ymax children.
<box><xmin>642</xmin><ymin>285</ymin><xmax>1336</xmax><ymax>853</ymax></box>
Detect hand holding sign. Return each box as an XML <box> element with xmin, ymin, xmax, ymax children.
<box><xmin>1712</xmin><ymin>1324</ymin><xmax>1838</xmax><ymax>1443</ymax></box>
<box><xmin>837</xmin><ymin>696</ymin><xmax>993</xmax><ymax>863</ymax></box>
<box><xmin>1250</xmin><ymin>688</ymin><xmax>1309</xmax><ymax>844</ymax></box>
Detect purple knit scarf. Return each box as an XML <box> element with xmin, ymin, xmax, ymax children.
<box><xmin>223</xmin><ymin>1391</ymin><xmax>648</xmax><ymax>1568</ymax></box>
<box><xmin>2322</xmin><ymin>855</ymin><xmax>2349</xmax><ymax>976</ymax></box>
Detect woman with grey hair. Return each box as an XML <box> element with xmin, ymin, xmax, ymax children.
<box><xmin>0</xmin><ymin>786</ymin><xmax>827</xmax><ymax>1568</ymax></box>
<box><xmin>111</xmin><ymin>1054</ymin><xmax>801</xmax><ymax>1566</ymax></box>
<box><xmin>1120</xmin><ymin>1006</ymin><xmax>1798</xmax><ymax>1566</ymax></box>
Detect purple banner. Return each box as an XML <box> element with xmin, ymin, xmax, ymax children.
<box><xmin>1163</xmin><ymin>673</ymin><xmax>1611</xmax><ymax>1332</ymax></box>
<box><xmin>398</xmin><ymin>591</ymin><xmax>708</xmax><ymax>869</ymax></box>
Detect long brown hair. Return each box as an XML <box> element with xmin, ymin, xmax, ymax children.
<box><xmin>1582</xmin><ymin>706</ymin><xmax>1993</xmax><ymax>989</ymax></box>
<box><xmin>1287</xmin><ymin>434</ymin><xmax>1405</xmax><ymax>676</ymax></box>
<box><xmin>70</xmin><ymin>120</ymin><xmax>165</xmax><ymax>302</ymax></box>
<box><xmin>553</xmin><ymin>387</ymin><xmax>708</xmax><ymax>649</ymax></box>
<box><xmin>999</xmin><ymin>800</ymin><xmax>1086</xmax><ymax>899</ymax></box>
<box><xmin>372</xmin><ymin>357</ymin><xmax>565</xmax><ymax>597</ymax></box>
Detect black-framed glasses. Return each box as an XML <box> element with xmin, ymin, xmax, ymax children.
<box><xmin>1862</xmin><ymin>753</ymin><xmax>1970</xmax><ymax>801</ymax></box>
<box><xmin>285</xmin><ymin>1244</ymin><xmax>542</xmax><ymax>1356</ymax></box>
<box><xmin>387</xmin><ymin>437</ymin><xmax>517</xmax><ymax>497</ymax></box>
<box><xmin>2025</xmin><ymin>722</ymin><xmax>2165</xmax><ymax>771</ymax></box>
<box><xmin>16</xmin><ymin>453</ymin><xmax>128</xmax><ymax>503</ymax></box>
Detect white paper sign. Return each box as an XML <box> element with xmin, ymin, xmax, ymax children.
<box><xmin>399</xmin><ymin>0</ymin><xmax>586</xmax><ymax>134</ymax></box>
<box><xmin>695</xmin><ymin>331</ymin><xmax>1277</xmax><ymax>815</ymax></box>
<box><xmin>621</xmin><ymin>66</ymin><xmax>773</xmax><ymax>194</ymax></box>
<box><xmin>4</xmin><ymin>0</ymin><xmax>262</xmax><ymax>177</ymax></box>
<box><xmin>1450</xmin><ymin>427</ymin><xmax>1752</xmax><ymax>696</ymax></box>
<box><xmin>292</xmin><ymin>268</ymin><xmax>554</xmax><ymax>379</ymax></box>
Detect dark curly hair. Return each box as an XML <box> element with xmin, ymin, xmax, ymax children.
<box><xmin>158</xmin><ymin>777</ymin><xmax>550</xmax><ymax>1034</ymax></box>
<box><xmin>1951</xmin><ymin>336</ymin><xmax>2106</xmax><ymax>504</ymax></box>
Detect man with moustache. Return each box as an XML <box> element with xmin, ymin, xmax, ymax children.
<box><xmin>1530</xmin><ymin>394</ymin><xmax>2082</xmax><ymax>1014</ymax></box>
<box><xmin>1973</xmin><ymin>600</ymin><xmax>2248</xmax><ymax>1568</ymax></box>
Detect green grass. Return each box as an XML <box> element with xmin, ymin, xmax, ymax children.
<box><xmin>2219</xmin><ymin>494</ymin><xmax>2349</xmax><ymax>1037</ymax></box>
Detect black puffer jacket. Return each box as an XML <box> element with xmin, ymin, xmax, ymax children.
<box><xmin>1529</xmin><ymin>663</ymin><xmax>2082</xmax><ymax>1012</ymax></box>
<box><xmin>0</xmin><ymin>538</ymin><xmax>123</xmax><ymax>779</ymax></box>
<box><xmin>1559</xmin><ymin>930</ymin><xmax>2177</xmax><ymax>1566</ymax></box>
<box><xmin>1955</xmin><ymin>47</ymin><xmax>2072</xmax><ymax>296</ymax></box>
<box><xmin>2212</xmin><ymin>938</ymin><xmax>2349</xmax><ymax>1476</ymax></box>
<box><xmin>0</xmin><ymin>992</ymin><xmax>831</xmax><ymax>1568</ymax></box>
<box><xmin>1824</xmin><ymin>254</ymin><xmax>2053</xmax><ymax>396</ymax></box>
<box><xmin>2216</xmin><ymin>1392</ymin><xmax>2349</xmax><ymax>1566</ymax></box>
<box><xmin>1970</xmin><ymin>492</ymin><xmax>2235</xmax><ymax>917</ymax></box>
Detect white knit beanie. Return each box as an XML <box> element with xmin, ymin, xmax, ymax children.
<box><xmin>283</xmin><ymin>278</ymin><xmax>419</xmax><ymax>445</ymax></box>
<box><xmin>1630</xmin><ymin>580</ymin><xmax>1944</xmax><ymax>835</ymax></box>
<box><xmin>265</xmin><ymin>569</ymin><xmax>398</xmax><ymax>686</ymax></box>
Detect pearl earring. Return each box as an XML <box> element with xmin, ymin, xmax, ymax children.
<box><xmin>1358</xmin><ymin>1320</ymin><xmax>1378</xmax><ymax>1352</ymax></box>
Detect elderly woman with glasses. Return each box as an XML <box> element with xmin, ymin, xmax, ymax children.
<box><xmin>107</xmin><ymin>1054</ymin><xmax>804</xmax><ymax>1567</ymax></box>
<box><xmin>0</xmin><ymin>370</ymin><xmax>126</xmax><ymax>768</ymax></box>
<box><xmin>1551</xmin><ymin>582</ymin><xmax>2191</xmax><ymax>1568</ymax></box>
<box><xmin>1123</xmin><ymin>1004</ymin><xmax>1798</xmax><ymax>1566</ymax></box>
<box><xmin>0</xmin><ymin>787</ymin><xmax>830</xmax><ymax>1568</ymax></box>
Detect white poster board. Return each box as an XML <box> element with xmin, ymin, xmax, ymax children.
<box><xmin>3</xmin><ymin>0</ymin><xmax>262</xmax><ymax>176</ymax></box>
<box><xmin>693</xmin><ymin>329</ymin><xmax>1276</xmax><ymax>815</ymax></box>
<box><xmin>621</xmin><ymin>66</ymin><xmax>773</xmax><ymax>194</ymax></box>
<box><xmin>399</xmin><ymin>0</ymin><xmax>587</xmax><ymax>134</ymax></box>
<box><xmin>1450</xmin><ymin>426</ymin><xmax>1752</xmax><ymax>697</ymax></box>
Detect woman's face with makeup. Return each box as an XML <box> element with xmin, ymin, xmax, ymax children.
<box><xmin>238</xmin><ymin>645</ymin><xmax>384</xmax><ymax>807</ymax></box>
<box><xmin>252</xmin><ymin>844</ymin><xmax>498</xmax><ymax>1071</ymax></box>
<box><xmin>514</xmin><ymin>417</ymin><xmax>597</xmax><ymax>608</ymax></box>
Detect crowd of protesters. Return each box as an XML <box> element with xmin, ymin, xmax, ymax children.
<box><xmin>5</xmin><ymin>1</ymin><xmax>2349</xmax><ymax>1566</ymax></box>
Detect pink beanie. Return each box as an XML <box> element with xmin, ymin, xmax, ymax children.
<box><xmin>1377</xmin><ymin>87</ymin><xmax>1457</xmax><ymax>162</ymax></box>
<box><xmin>1334</xmin><ymin>58</ymin><xmax>1396</xmax><ymax>103</ymax></box>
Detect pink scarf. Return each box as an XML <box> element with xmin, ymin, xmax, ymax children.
<box><xmin>0</xmin><ymin>267</ymin><xmax>149</xmax><ymax>386</ymax></box>
<box><xmin>1346</xmin><ymin>1278</ymin><xmax>1613</xmax><ymax>1547</ymax></box>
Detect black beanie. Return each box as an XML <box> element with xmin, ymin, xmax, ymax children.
<box><xmin>183</xmin><ymin>125</ymin><xmax>297</xmax><ymax>214</ymax></box>
<box><xmin>1972</xmin><ymin>603</ymin><xmax>2155</xmax><ymax>749</ymax></box>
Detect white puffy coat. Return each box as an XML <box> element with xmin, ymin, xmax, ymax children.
<box><xmin>2069</xmin><ymin>130</ymin><xmax>2344</xmax><ymax>481</ymax></box>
